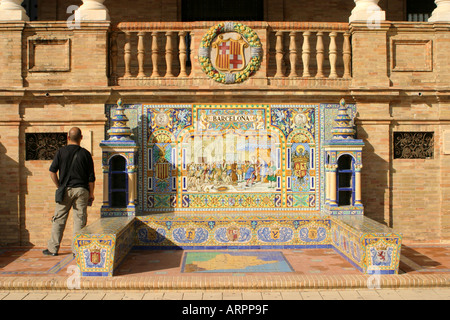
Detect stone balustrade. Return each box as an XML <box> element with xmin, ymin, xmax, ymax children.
<box><xmin>110</xmin><ymin>21</ymin><xmax>352</xmax><ymax>87</ymax></box>
<box><xmin>268</xmin><ymin>22</ymin><xmax>352</xmax><ymax>80</ymax></box>
<box><xmin>110</xmin><ymin>22</ymin><xmax>194</xmax><ymax>82</ymax></box>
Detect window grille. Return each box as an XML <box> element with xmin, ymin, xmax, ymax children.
<box><xmin>25</xmin><ymin>133</ymin><xmax>67</xmax><ymax>161</ymax></box>
<box><xmin>393</xmin><ymin>132</ymin><xmax>434</xmax><ymax>159</ymax></box>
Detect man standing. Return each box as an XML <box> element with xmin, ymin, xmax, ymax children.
<box><xmin>43</xmin><ymin>127</ymin><xmax>95</xmax><ymax>257</ymax></box>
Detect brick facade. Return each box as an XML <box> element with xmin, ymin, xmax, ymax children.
<box><xmin>0</xmin><ymin>0</ymin><xmax>449</xmax><ymax>247</ymax></box>
<box><xmin>37</xmin><ymin>0</ymin><xmax>406</xmax><ymax>22</ymax></box>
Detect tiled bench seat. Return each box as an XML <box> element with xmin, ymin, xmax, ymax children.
<box><xmin>74</xmin><ymin>213</ymin><xmax>402</xmax><ymax>276</ymax></box>
<box><xmin>73</xmin><ymin>216</ymin><xmax>135</xmax><ymax>276</ymax></box>
<box><xmin>330</xmin><ymin>215</ymin><xmax>402</xmax><ymax>274</ymax></box>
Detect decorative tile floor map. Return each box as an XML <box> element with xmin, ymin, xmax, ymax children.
<box><xmin>181</xmin><ymin>251</ymin><xmax>294</xmax><ymax>273</ymax></box>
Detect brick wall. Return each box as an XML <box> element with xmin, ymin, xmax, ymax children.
<box><xmin>390</xmin><ymin>122</ymin><xmax>441</xmax><ymax>243</ymax></box>
<box><xmin>0</xmin><ymin>104</ymin><xmax>21</xmax><ymax>246</ymax></box>
<box><xmin>18</xmin><ymin>102</ymin><xmax>106</xmax><ymax>247</ymax></box>
<box><xmin>37</xmin><ymin>0</ymin><xmax>406</xmax><ymax>23</ymax></box>
<box><xmin>350</xmin><ymin>21</ymin><xmax>450</xmax><ymax>244</ymax></box>
<box><xmin>1</xmin><ymin>5</ymin><xmax>450</xmax><ymax>247</ymax></box>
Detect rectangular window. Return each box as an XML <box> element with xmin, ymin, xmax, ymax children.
<box><xmin>407</xmin><ymin>0</ymin><xmax>436</xmax><ymax>22</ymax></box>
<box><xmin>393</xmin><ymin>132</ymin><xmax>434</xmax><ymax>159</ymax></box>
<box><xmin>182</xmin><ymin>0</ymin><xmax>264</xmax><ymax>21</ymax></box>
<box><xmin>25</xmin><ymin>133</ymin><xmax>67</xmax><ymax>161</ymax></box>
<box><xmin>22</xmin><ymin>0</ymin><xmax>38</xmax><ymax>21</ymax></box>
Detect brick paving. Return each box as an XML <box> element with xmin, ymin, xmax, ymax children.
<box><xmin>0</xmin><ymin>288</ymin><xmax>448</xmax><ymax>300</ymax></box>
<box><xmin>0</xmin><ymin>245</ymin><xmax>448</xmax><ymax>296</ymax></box>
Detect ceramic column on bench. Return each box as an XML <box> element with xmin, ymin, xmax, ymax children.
<box><xmin>324</xmin><ymin>99</ymin><xmax>364</xmax><ymax>215</ymax></box>
<box><xmin>73</xmin><ymin>98</ymin><xmax>139</xmax><ymax>277</ymax></box>
<box><xmin>100</xmin><ymin>98</ymin><xmax>139</xmax><ymax>217</ymax></box>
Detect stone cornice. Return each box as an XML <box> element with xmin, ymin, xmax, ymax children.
<box><xmin>0</xmin><ymin>21</ymin><xmax>25</xmax><ymax>31</ymax></box>
<box><xmin>349</xmin><ymin>21</ymin><xmax>450</xmax><ymax>33</ymax></box>
<box><xmin>0</xmin><ymin>21</ymin><xmax>111</xmax><ymax>33</ymax></box>
<box><xmin>0</xmin><ymin>86</ymin><xmax>448</xmax><ymax>103</ymax></box>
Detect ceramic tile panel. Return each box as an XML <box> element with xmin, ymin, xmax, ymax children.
<box><xmin>135</xmin><ymin>215</ymin><xmax>332</xmax><ymax>249</ymax></box>
<box><xmin>330</xmin><ymin>215</ymin><xmax>402</xmax><ymax>274</ymax></box>
<box><xmin>73</xmin><ymin>102</ymin><xmax>401</xmax><ymax>277</ymax></box>
<box><xmin>74</xmin><ymin>217</ymin><xmax>135</xmax><ymax>276</ymax></box>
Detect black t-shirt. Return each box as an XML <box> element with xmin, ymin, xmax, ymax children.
<box><xmin>49</xmin><ymin>144</ymin><xmax>96</xmax><ymax>190</ymax></box>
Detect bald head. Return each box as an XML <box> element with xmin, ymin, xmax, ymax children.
<box><xmin>68</xmin><ymin>127</ymin><xmax>82</xmax><ymax>144</ymax></box>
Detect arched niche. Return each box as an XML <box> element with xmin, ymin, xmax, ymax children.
<box><xmin>109</xmin><ymin>155</ymin><xmax>128</xmax><ymax>208</ymax></box>
<box><xmin>336</xmin><ymin>154</ymin><xmax>355</xmax><ymax>206</ymax></box>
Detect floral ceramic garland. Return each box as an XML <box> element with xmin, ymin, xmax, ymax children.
<box><xmin>199</xmin><ymin>22</ymin><xmax>262</xmax><ymax>84</ymax></box>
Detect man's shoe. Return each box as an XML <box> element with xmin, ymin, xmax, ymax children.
<box><xmin>43</xmin><ymin>249</ymin><xmax>58</xmax><ymax>256</ymax></box>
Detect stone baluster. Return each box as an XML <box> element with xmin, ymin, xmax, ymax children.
<box><xmin>274</xmin><ymin>31</ymin><xmax>285</xmax><ymax>77</ymax></box>
<box><xmin>179</xmin><ymin>31</ymin><xmax>188</xmax><ymax>77</ymax></box>
<box><xmin>315</xmin><ymin>32</ymin><xmax>324</xmax><ymax>78</ymax></box>
<box><xmin>429</xmin><ymin>0</ymin><xmax>450</xmax><ymax>22</ymax></box>
<box><xmin>151</xmin><ymin>32</ymin><xmax>160</xmax><ymax>77</ymax></box>
<box><xmin>137</xmin><ymin>32</ymin><xmax>146</xmax><ymax>78</ymax></box>
<box><xmin>328</xmin><ymin>32</ymin><xmax>338</xmax><ymax>79</ymax></box>
<box><xmin>288</xmin><ymin>32</ymin><xmax>298</xmax><ymax>77</ymax></box>
<box><xmin>0</xmin><ymin>0</ymin><xmax>29</xmax><ymax>21</ymax></box>
<box><xmin>302</xmin><ymin>31</ymin><xmax>311</xmax><ymax>77</ymax></box>
<box><xmin>77</xmin><ymin>0</ymin><xmax>110</xmax><ymax>21</ymax></box>
<box><xmin>343</xmin><ymin>31</ymin><xmax>352</xmax><ymax>79</ymax></box>
<box><xmin>123</xmin><ymin>32</ymin><xmax>132</xmax><ymax>78</ymax></box>
<box><xmin>110</xmin><ymin>31</ymin><xmax>118</xmax><ymax>80</ymax></box>
<box><xmin>189</xmin><ymin>32</ymin><xmax>195</xmax><ymax>77</ymax></box>
<box><xmin>349</xmin><ymin>0</ymin><xmax>385</xmax><ymax>23</ymax></box>
<box><xmin>165</xmin><ymin>32</ymin><xmax>174</xmax><ymax>78</ymax></box>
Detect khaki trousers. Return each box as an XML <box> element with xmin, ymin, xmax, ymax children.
<box><xmin>48</xmin><ymin>187</ymin><xmax>89</xmax><ymax>254</ymax></box>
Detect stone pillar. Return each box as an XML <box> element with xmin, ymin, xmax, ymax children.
<box><xmin>429</xmin><ymin>0</ymin><xmax>450</xmax><ymax>22</ymax></box>
<box><xmin>0</xmin><ymin>22</ymin><xmax>25</xmax><ymax>87</ymax></box>
<box><xmin>329</xmin><ymin>166</ymin><xmax>338</xmax><ymax>206</ymax></box>
<box><xmin>349</xmin><ymin>0</ymin><xmax>385</xmax><ymax>23</ymax></box>
<box><xmin>0</xmin><ymin>0</ymin><xmax>29</xmax><ymax>21</ymax></box>
<box><xmin>350</xmin><ymin>22</ymin><xmax>390</xmax><ymax>88</ymax></box>
<box><xmin>77</xmin><ymin>0</ymin><xmax>110</xmax><ymax>21</ymax></box>
<box><xmin>325</xmin><ymin>168</ymin><xmax>330</xmax><ymax>205</ymax></box>
<box><xmin>102</xmin><ymin>167</ymin><xmax>109</xmax><ymax>206</ymax></box>
<box><xmin>354</xmin><ymin>165</ymin><xmax>363</xmax><ymax>206</ymax></box>
<box><xmin>127</xmin><ymin>169</ymin><xmax>136</xmax><ymax>207</ymax></box>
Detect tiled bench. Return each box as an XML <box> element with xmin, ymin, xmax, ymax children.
<box><xmin>74</xmin><ymin>213</ymin><xmax>402</xmax><ymax>276</ymax></box>
<box><xmin>330</xmin><ymin>215</ymin><xmax>402</xmax><ymax>274</ymax></box>
<box><xmin>73</xmin><ymin>216</ymin><xmax>135</xmax><ymax>276</ymax></box>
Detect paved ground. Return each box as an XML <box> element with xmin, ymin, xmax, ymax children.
<box><xmin>0</xmin><ymin>245</ymin><xmax>449</xmax><ymax>300</ymax></box>
<box><xmin>0</xmin><ymin>288</ymin><xmax>449</xmax><ymax>300</ymax></box>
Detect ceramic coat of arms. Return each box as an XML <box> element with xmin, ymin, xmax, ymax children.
<box><xmin>199</xmin><ymin>22</ymin><xmax>263</xmax><ymax>84</ymax></box>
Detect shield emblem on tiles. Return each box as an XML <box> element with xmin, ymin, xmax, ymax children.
<box><xmin>308</xmin><ymin>227</ymin><xmax>318</xmax><ymax>240</ymax></box>
<box><xmin>226</xmin><ymin>226</ymin><xmax>240</xmax><ymax>242</ymax></box>
<box><xmin>293</xmin><ymin>161</ymin><xmax>308</xmax><ymax>179</ymax></box>
<box><xmin>270</xmin><ymin>227</ymin><xmax>281</xmax><ymax>240</ymax></box>
<box><xmin>213</xmin><ymin>35</ymin><xmax>248</xmax><ymax>72</ymax></box>
<box><xmin>185</xmin><ymin>228</ymin><xmax>196</xmax><ymax>240</ymax></box>
<box><xmin>156</xmin><ymin>162</ymin><xmax>170</xmax><ymax>180</ymax></box>
<box><xmin>89</xmin><ymin>247</ymin><xmax>101</xmax><ymax>265</ymax></box>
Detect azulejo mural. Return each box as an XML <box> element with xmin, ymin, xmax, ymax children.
<box><xmin>103</xmin><ymin>102</ymin><xmax>358</xmax><ymax>214</ymax></box>
<box><xmin>199</xmin><ymin>22</ymin><xmax>263</xmax><ymax>84</ymax></box>
<box><xmin>141</xmin><ymin>104</ymin><xmax>319</xmax><ymax>212</ymax></box>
